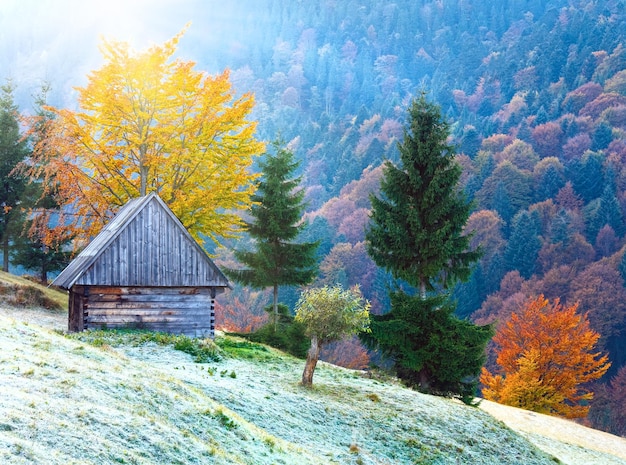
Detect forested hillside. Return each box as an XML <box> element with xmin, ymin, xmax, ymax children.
<box><xmin>210</xmin><ymin>0</ymin><xmax>626</xmax><ymax>436</ymax></box>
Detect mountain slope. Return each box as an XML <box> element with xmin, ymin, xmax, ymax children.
<box><xmin>1</xmin><ymin>299</ymin><xmax>625</xmax><ymax>464</ymax></box>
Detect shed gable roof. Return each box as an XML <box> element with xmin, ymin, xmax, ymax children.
<box><xmin>52</xmin><ymin>193</ymin><xmax>229</xmax><ymax>289</ymax></box>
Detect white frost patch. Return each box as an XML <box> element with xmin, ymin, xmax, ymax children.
<box><xmin>1</xmin><ymin>306</ymin><xmax>625</xmax><ymax>465</ymax></box>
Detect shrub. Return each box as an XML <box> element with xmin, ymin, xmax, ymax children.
<box><xmin>244</xmin><ymin>318</ymin><xmax>309</xmax><ymax>359</ymax></box>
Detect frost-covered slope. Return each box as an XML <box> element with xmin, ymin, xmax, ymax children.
<box><xmin>0</xmin><ymin>304</ymin><xmax>624</xmax><ymax>464</ymax></box>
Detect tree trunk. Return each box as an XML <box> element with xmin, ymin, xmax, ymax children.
<box><xmin>273</xmin><ymin>283</ymin><xmax>279</xmax><ymax>331</ymax></box>
<box><xmin>419</xmin><ymin>367</ymin><xmax>431</xmax><ymax>392</ymax></box>
<box><xmin>419</xmin><ymin>278</ymin><xmax>426</xmax><ymax>300</ymax></box>
<box><xmin>2</xmin><ymin>234</ymin><xmax>8</xmax><ymax>272</ymax></box>
<box><xmin>302</xmin><ymin>335</ymin><xmax>320</xmax><ymax>387</ymax></box>
<box><xmin>40</xmin><ymin>257</ymin><xmax>47</xmax><ymax>284</ymax></box>
<box><xmin>139</xmin><ymin>142</ymin><xmax>148</xmax><ymax>196</ymax></box>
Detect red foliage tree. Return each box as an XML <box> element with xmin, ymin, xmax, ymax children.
<box><xmin>481</xmin><ymin>134</ymin><xmax>514</xmax><ymax>154</ymax></box>
<box><xmin>555</xmin><ymin>182</ymin><xmax>584</xmax><ymax>211</ymax></box>
<box><xmin>320</xmin><ymin>336</ymin><xmax>370</xmax><ymax>369</ymax></box>
<box><xmin>481</xmin><ymin>295</ymin><xmax>611</xmax><ymax>419</ymax></box>
<box><xmin>338</xmin><ymin>164</ymin><xmax>383</xmax><ymax>209</ymax></box>
<box><xmin>338</xmin><ymin>208</ymin><xmax>370</xmax><ymax>244</ymax></box>
<box><xmin>537</xmin><ymin>233</ymin><xmax>595</xmax><ymax>271</ymax></box>
<box><xmin>607</xmin><ymin>366</ymin><xmax>626</xmax><ymax>435</ymax></box>
<box><xmin>317</xmin><ymin>242</ymin><xmax>378</xmax><ymax>303</ymax></box>
<box><xmin>215</xmin><ymin>289</ymin><xmax>269</xmax><ymax>333</ymax></box>
<box><xmin>562</xmin><ymin>133</ymin><xmax>592</xmax><ymax>161</ymax></box>
<box><xmin>465</xmin><ymin>210</ymin><xmax>505</xmax><ymax>262</ymax></box>
<box><xmin>562</xmin><ymin>82</ymin><xmax>603</xmax><ymax>114</ymax></box>
<box><xmin>531</xmin><ymin>122</ymin><xmax>564</xmax><ymax>158</ymax></box>
<box><xmin>595</xmin><ymin>225</ymin><xmax>620</xmax><ymax>258</ymax></box>
<box><xmin>570</xmin><ymin>258</ymin><xmax>626</xmax><ymax>343</ymax></box>
<box><xmin>580</xmin><ymin>93</ymin><xmax>626</xmax><ymax>119</ymax></box>
<box><xmin>319</xmin><ymin>197</ymin><xmax>357</xmax><ymax>229</ymax></box>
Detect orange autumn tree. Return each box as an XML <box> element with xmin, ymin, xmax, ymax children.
<box><xmin>26</xmin><ymin>27</ymin><xmax>263</xmax><ymax>246</ymax></box>
<box><xmin>480</xmin><ymin>295</ymin><xmax>610</xmax><ymax>419</ymax></box>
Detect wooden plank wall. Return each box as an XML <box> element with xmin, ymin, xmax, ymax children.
<box><xmin>83</xmin><ymin>286</ymin><xmax>215</xmax><ymax>338</ymax></box>
<box><xmin>76</xmin><ymin>199</ymin><xmax>225</xmax><ymax>287</ymax></box>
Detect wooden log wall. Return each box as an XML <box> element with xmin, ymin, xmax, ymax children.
<box><xmin>82</xmin><ymin>286</ymin><xmax>215</xmax><ymax>338</ymax></box>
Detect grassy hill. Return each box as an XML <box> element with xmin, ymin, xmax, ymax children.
<box><xmin>1</xmin><ymin>274</ymin><xmax>625</xmax><ymax>464</ymax></box>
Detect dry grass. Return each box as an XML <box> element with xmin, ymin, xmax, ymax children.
<box><xmin>0</xmin><ymin>271</ymin><xmax>67</xmax><ymax>310</ymax></box>
<box><xmin>0</xmin><ymin>280</ymin><xmax>625</xmax><ymax>464</ymax></box>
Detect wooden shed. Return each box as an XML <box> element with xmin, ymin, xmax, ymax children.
<box><xmin>52</xmin><ymin>193</ymin><xmax>229</xmax><ymax>338</ymax></box>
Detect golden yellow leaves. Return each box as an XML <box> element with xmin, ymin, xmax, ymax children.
<box><xmin>29</xmin><ymin>27</ymin><xmax>263</xmax><ymax>246</ymax></box>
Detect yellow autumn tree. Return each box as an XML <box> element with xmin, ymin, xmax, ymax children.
<box><xmin>26</xmin><ymin>27</ymin><xmax>263</xmax><ymax>245</ymax></box>
<box><xmin>480</xmin><ymin>295</ymin><xmax>611</xmax><ymax>418</ymax></box>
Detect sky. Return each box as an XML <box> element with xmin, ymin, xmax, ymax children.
<box><xmin>0</xmin><ymin>0</ymin><xmax>255</xmax><ymax>110</ymax></box>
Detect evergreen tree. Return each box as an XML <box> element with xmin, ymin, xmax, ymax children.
<box><xmin>226</xmin><ymin>141</ymin><xmax>318</xmax><ymax>324</ymax></box>
<box><xmin>373</xmin><ymin>292</ymin><xmax>493</xmax><ymax>403</ymax></box>
<box><xmin>367</xmin><ymin>94</ymin><xmax>480</xmax><ymax>296</ymax></box>
<box><xmin>592</xmin><ymin>121</ymin><xmax>613</xmax><ymax>151</ymax></box>
<box><xmin>598</xmin><ymin>184</ymin><xmax>625</xmax><ymax>237</ymax></box>
<box><xmin>505</xmin><ymin>210</ymin><xmax>542</xmax><ymax>279</ymax></box>
<box><xmin>453</xmin><ymin>265</ymin><xmax>484</xmax><ymax>319</ymax></box>
<box><xmin>569</xmin><ymin>151</ymin><xmax>605</xmax><ymax>202</ymax></box>
<box><xmin>11</xmin><ymin>83</ymin><xmax>74</xmax><ymax>282</ymax></box>
<box><xmin>492</xmin><ymin>181</ymin><xmax>514</xmax><ymax>227</ymax></box>
<box><xmin>0</xmin><ymin>81</ymin><xmax>29</xmax><ymax>272</ymax></box>
<box><xmin>364</xmin><ymin>95</ymin><xmax>492</xmax><ymax>402</ymax></box>
<box><xmin>537</xmin><ymin>164</ymin><xmax>565</xmax><ymax>202</ymax></box>
<box><xmin>11</xmin><ymin>210</ymin><xmax>73</xmax><ymax>283</ymax></box>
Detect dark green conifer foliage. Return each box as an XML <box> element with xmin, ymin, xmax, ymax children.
<box><xmin>11</xmin><ymin>215</ymin><xmax>73</xmax><ymax>284</ymax></box>
<box><xmin>364</xmin><ymin>95</ymin><xmax>492</xmax><ymax>402</ymax></box>
<box><xmin>0</xmin><ymin>81</ymin><xmax>29</xmax><ymax>272</ymax></box>
<box><xmin>366</xmin><ymin>95</ymin><xmax>480</xmax><ymax>295</ymax></box>
<box><xmin>225</xmin><ymin>141</ymin><xmax>318</xmax><ymax>324</ymax></box>
<box><xmin>598</xmin><ymin>184</ymin><xmax>625</xmax><ymax>237</ymax></box>
<box><xmin>492</xmin><ymin>181</ymin><xmax>514</xmax><ymax>226</ymax></box>
<box><xmin>367</xmin><ymin>292</ymin><xmax>494</xmax><ymax>404</ymax></box>
<box><xmin>504</xmin><ymin>210</ymin><xmax>542</xmax><ymax>278</ymax></box>
<box><xmin>11</xmin><ymin>84</ymin><xmax>73</xmax><ymax>282</ymax></box>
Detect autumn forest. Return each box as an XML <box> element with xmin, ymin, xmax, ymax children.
<box><xmin>2</xmin><ymin>0</ymin><xmax>626</xmax><ymax>437</ymax></box>
<box><xmin>221</xmin><ymin>0</ymin><xmax>626</xmax><ymax>436</ymax></box>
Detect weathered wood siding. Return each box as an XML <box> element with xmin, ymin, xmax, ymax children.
<box><xmin>80</xmin><ymin>286</ymin><xmax>216</xmax><ymax>338</ymax></box>
<box><xmin>68</xmin><ymin>285</ymin><xmax>85</xmax><ymax>332</ymax></box>
<box><xmin>72</xmin><ymin>196</ymin><xmax>226</xmax><ymax>287</ymax></box>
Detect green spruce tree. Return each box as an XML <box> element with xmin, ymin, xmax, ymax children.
<box><xmin>364</xmin><ymin>94</ymin><xmax>492</xmax><ymax>402</ymax></box>
<box><xmin>11</xmin><ymin>84</ymin><xmax>74</xmax><ymax>282</ymax></box>
<box><xmin>0</xmin><ymin>80</ymin><xmax>29</xmax><ymax>272</ymax></box>
<box><xmin>226</xmin><ymin>140</ymin><xmax>318</xmax><ymax>325</ymax></box>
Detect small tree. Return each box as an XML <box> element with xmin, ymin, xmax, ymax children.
<box><xmin>11</xmin><ymin>192</ymin><xmax>74</xmax><ymax>283</ymax></box>
<box><xmin>226</xmin><ymin>141</ymin><xmax>318</xmax><ymax>325</ymax></box>
<box><xmin>481</xmin><ymin>295</ymin><xmax>611</xmax><ymax>419</ymax></box>
<box><xmin>295</xmin><ymin>285</ymin><xmax>370</xmax><ymax>386</ymax></box>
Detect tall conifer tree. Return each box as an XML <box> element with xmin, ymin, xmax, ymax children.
<box><xmin>12</xmin><ymin>84</ymin><xmax>74</xmax><ymax>282</ymax></box>
<box><xmin>226</xmin><ymin>141</ymin><xmax>318</xmax><ymax>324</ymax></box>
<box><xmin>0</xmin><ymin>81</ymin><xmax>29</xmax><ymax>271</ymax></box>
<box><xmin>367</xmin><ymin>94</ymin><xmax>480</xmax><ymax>295</ymax></box>
<box><xmin>365</xmin><ymin>94</ymin><xmax>492</xmax><ymax>402</ymax></box>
